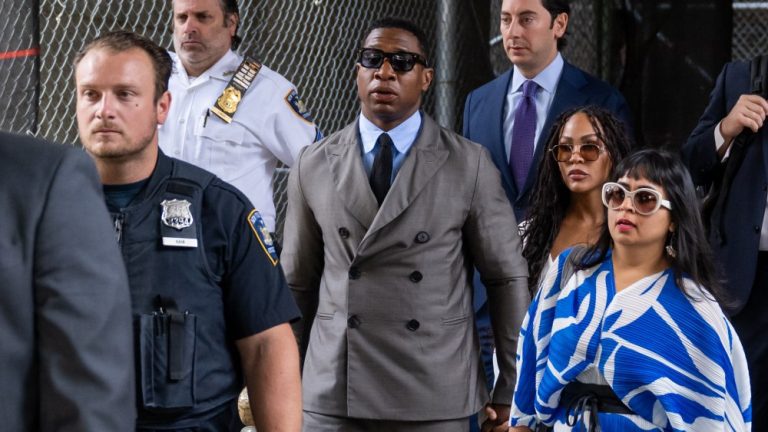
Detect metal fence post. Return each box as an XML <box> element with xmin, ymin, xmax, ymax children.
<box><xmin>435</xmin><ymin>0</ymin><xmax>459</xmax><ymax>129</ymax></box>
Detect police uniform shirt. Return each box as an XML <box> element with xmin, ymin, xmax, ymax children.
<box><xmin>115</xmin><ymin>152</ymin><xmax>300</xmax><ymax>428</ymax></box>
<box><xmin>200</xmin><ymin>169</ymin><xmax>301</xmax><ymax>340</ymax></box>
<box><xmin>159</xmin><ymin>50</ymin><xmax>319</xmax><ymax>232</ymax></box>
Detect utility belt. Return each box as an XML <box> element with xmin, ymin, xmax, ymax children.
<box><xmin>535</xmin><ymin>382</ymin><xmax>633</xmax><ymax>432</ymax></box>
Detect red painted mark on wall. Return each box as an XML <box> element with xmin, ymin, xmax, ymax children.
<box><xmin>0</xmin><ymin>48</ymin><xmax>40</xmax><ymax>60</ymax></box>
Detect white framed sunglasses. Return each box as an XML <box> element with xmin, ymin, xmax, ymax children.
<box><xmin>602</xmin><ymin>182</ymin><xmax>672</xmax><ymax>215</ymax></box>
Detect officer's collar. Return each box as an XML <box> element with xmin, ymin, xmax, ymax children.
<box><xmin>132</xmin><ymin>149</ymin><xmax>174</xmax><ymax>203</ymax></box>
<box><xmin>176</xmin><ymin>50</ymin><xmax>240</xmax><ymax>84</ymax></box>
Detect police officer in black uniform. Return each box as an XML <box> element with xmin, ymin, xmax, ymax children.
<box><xmin>74</xmin><ymin>30</ymin><xmax>302</xmax><ymax>432</ymax></box>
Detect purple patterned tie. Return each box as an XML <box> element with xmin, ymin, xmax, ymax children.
<box><xmin>509</xmin><ymin>80</ymin><xmax>538</xmax><ymax>190</ymax></box>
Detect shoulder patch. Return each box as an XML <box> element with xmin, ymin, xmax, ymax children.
<box><xmin>247</xmin><ymin>210</ymin><xmax>278</xmax><ymax>266</ymax></box>
<box><xmin>285</xmin><ymin>89</ymin><xmax>315</xmax><ymax>124</ymax></box>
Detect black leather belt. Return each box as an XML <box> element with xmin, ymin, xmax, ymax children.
<box><xmin>535</xmin><ymin>382</ymin><xmax>633</xmax><ymax>432</ymax></box>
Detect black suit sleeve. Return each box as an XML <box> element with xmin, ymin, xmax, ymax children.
<box><xmin>35</xmin><ymin>149</ymin><xmax>135</xmax><ymax>432</ymax></box>
<box><xmin>682</xmin><ymin>61</ymin><xmax>741</xmax><ymax>186</ymax></box>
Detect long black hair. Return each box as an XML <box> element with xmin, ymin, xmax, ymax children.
<box><xmin>580</xmin><ymin>149</ymin><xmax>726</xmax><ymax>303</ymax></box>
<box><xmin>522</xmin><ymin>105</ymin><xmax>632</xmax><ymax>293</ymax></box>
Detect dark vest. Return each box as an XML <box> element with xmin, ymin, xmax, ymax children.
<box><xmin>112</xmin><ymin>155</ymin><xmax>240</xmax><ymax>424</ymax></box>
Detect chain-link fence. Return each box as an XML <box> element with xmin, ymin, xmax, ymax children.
<box><xmin>0</xmin><ymin>0</ymin><xmax>38</xmax><ymax>134</ymax></box>
<box><xmin>488</xmin><ymin>0</ymin><xmax>601</xmax><ymax>78</ymax></box>
<box><xmin>18</xmin><ymin>0</ymin><xmax>751</xmax><ymax>234</ymax></box>
<box><xmin>733</xmin><ymin>0</ymin><xmax>768</xmax><ymax>60</ymax></box>
<box><xmin>4</xmin><ymin>0</ymin><xmax>613</xmax><ymax>238</ymax></box>
<box><xmin>36</xmin><ymin>0</ymin><xmax>442</xmax><ymax>238</ymax></box>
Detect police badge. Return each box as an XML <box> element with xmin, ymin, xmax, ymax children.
<box><xmin>160</xmin><ymin>199</ymin><xmax>198</xmax><ymax>248</ymax></box>
<box><xmin>210</xmin><ymin>57</ymin><xmax>262</xmax><ymax>123</ymax></box>
<box><xmin>161</xmin><ymin>199</ymin><xmax>194</xmax><ymax>230</ymax></box>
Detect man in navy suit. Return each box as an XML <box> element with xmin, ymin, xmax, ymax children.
<box><xmin>464</xmin><ymin>0</ymin><xmax>632</xmax><ymax>221</ymax></box>
<box><xmin>462</xmin><ymin>1</ymin><xmax>632</xmax><ymax>419</ymax></box>
<box><xmin>683</xmin><ymin>59</ymin><xmax>768</xmax><ymax>431</ymax></box>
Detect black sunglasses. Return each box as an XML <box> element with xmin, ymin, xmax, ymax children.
<box><xmin>358</xmin><ymin>48</ymin><xmax>429</xmax><ymax>72</ymax></box>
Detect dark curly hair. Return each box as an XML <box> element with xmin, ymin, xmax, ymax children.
<box><xmin>522</xmin><ymin>105</ymin><xmax>632</xmax><ymax>293</ymax></box>
<box><xmin>579</xmin><ymin>149</ymin><xmax>726</xmax><ymax>304</ymax></box>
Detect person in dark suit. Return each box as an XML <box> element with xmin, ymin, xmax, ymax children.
<box><xmin>0</xmin><ymin>131</ymin><xmax>135</xmax><ymax>431</ymax></box>
<box><xmin>682</xmin><ymin>59</ymin><xmax>768</xmax><ymax>431</ymax></box>
<box><xmin>282</xmin><ymin>17</ymin><xmax>529</xmax><ymax>432</ymax></box>
<box><xmin>464</xmin><ymin>0</ymin><xmax>632</xmax><ymax>221</ymax></box>
<box><xmin>462</xmin><ymin>0</ymin><xmax>632</xmax><ymax>402</ymax></box>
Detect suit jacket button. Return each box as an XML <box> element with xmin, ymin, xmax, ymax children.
<box><xmin>755</xmin><ymin>225</ymin><xmax>761</xmax><ymax>233</ymax></box>
<box><xmin>415</xmin><ymin>231</ymin><xmax>430</xmax><ymax>243</ymax></box>
<box><xmin>409</xmin><ymin>271</ymin><xmax>423</xmax><ymax>283</ymax></box>
<box><xmin>406</xmin><ymin>319</ymin><xmax>420</xmax><ymax>331</ymax></box>
<box><xmin>348</xmin><ymin>315</ymin><xmax>361</xmax><ymax>329</ymax></box>
<box><xmin>339</xmin><ymin>227</ymin><xmax>350</xmax><ymax>238</ymax></box>
<box><xmin>349</xmin><ymin>267</ymin><xmax>361</xmax><ymax>279</ymax></box>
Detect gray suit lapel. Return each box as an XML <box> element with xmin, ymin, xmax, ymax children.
<box><xmin>325</xmin><ymin>122</ymin><xmax>378</xmax><ymax>230</ymax></box>
<box><xmin>359</xmin><ymin>115</ymin><xmax>449</xmax><ymax>249</ymax></box>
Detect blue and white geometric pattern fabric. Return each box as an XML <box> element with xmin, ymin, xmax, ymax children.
<box><xmin>509</xmin><ymin>248</ymin><xmax>752</xmax><ymax>431</ymax></box>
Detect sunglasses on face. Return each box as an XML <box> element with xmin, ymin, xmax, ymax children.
<box><xmin>550</xmin><ymin>143</ymin><xmax>605</xmax><ymax>162</ymax></box>
<box><xmin>602</xmin><ymin>182</ymin><xmax>673</xmax><ymax>215</ymax></box>
<box><xmin>358</xmin><ymin>48</ymin><xmax>429</xmax><ymax>72</ymax></box>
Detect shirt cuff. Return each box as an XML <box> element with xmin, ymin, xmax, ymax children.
<box><xmin>714</xmin><ymin>121</ymin><xmax>732</xmax><ymax>161</ymax></box>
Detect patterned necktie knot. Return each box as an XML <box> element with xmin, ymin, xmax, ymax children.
<box><xmin>521</xmin><ymin>79</ymin><xmax>538</xmax><ymax>98</ymax></box>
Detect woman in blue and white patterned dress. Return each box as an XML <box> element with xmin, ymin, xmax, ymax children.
<box><xmin>509</xmin><ymin>149</ymin><xmax>751</xmax><ymax>431</ymax></box>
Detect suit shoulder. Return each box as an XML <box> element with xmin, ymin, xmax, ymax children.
<box><xmin>296</xmin><ymin>125</ymin><xmax>350</xmax><ymax>160</ymax></box>
<box><xmin>436</xmin><ymin>125</ymin><xmax>490</xmax><ymax>158</ymax></box>
<box><xmin>0</xmin><ymin>132</ymin><xmax>90</xmax><ymax>180</ymax></box>
<box><xmin>468</xmin><ymin>70</ymin><xmax>512</xmax><ymax>99</ymax></box>
<box><xmin>0</xmin><ymin>131</ymin><xmax>67</xmax><ymax>164</ymax></box>
<box><xmin>574</xmin><ymin>66</ymin><xmax>622</xmax><ymax>96</ymax></box>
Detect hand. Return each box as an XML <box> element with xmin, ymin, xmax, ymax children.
<box><xmin>720</xmin><ymin>94</ymin><xmax>768</xmax><ymax>144</ymax></box>
<box><xmin>481</xmin><ymin>403</ymin><xmax>512</xmax><ymax>432</ymax></box>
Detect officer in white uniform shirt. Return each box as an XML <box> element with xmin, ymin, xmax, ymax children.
<box><xmin>160</xmin><ymin>0</ymin><xmax>320</xmax><ymax>232</ymax></box>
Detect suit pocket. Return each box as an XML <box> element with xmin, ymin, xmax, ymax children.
<box><xmin>139</xmin><ymin>311</ymin><xmax>196</xmax><ymax>410</ymax></box>
<box><xmin>315</xmin><ymin>311</ymin><xmax>334</xmax><ymax>320</ymax></box>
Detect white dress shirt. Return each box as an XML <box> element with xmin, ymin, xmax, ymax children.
<box><xmin>503</xmin><ymin>53</ymin><xmax>565</xmax><ymax>161</ymax></box>
<box><xmin>358</xmin><ymin>111</ymin><xmax>421</xmax><ymax>181</ymax></box>
<box><xmin>159</xmin><ymin>50</ymin><xmax>318</xmax><ymax>231</ymax></box>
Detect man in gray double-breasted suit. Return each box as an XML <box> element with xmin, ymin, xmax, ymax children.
<box><xmin>282</xmin><ymin>17</ymin><xmax>530</xmax><ymax>432</ymax></box>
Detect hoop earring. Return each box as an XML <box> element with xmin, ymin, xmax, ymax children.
<box><xmin>665</xmin><ymin>230</ymin><xmax>677</xmax><ymax>259</ymax></box>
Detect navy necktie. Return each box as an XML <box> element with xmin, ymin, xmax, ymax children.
<box><xmin>370</xmin><ymin>133</ymin><xmax>393</xmax><ymax>206</ymax></box>
<box><xmin>509</xmin><ymin>80</ymin><xmax>539</xmax><ymax>190</ymax></box>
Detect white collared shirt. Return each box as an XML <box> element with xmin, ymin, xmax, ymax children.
<box><xmin>158</xmin><ymin>50</ymin><xmax>318</xmax><ymax>231</ymax></box>
<box><xmin>503</xmin><ymin>53</ymin><xmax>565</xmax><ymax>162</ymax></box>
<box><xmin>358</xmin><ymin>111</ymin><xmax>422</xmax><ymax>181</ymax></box>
